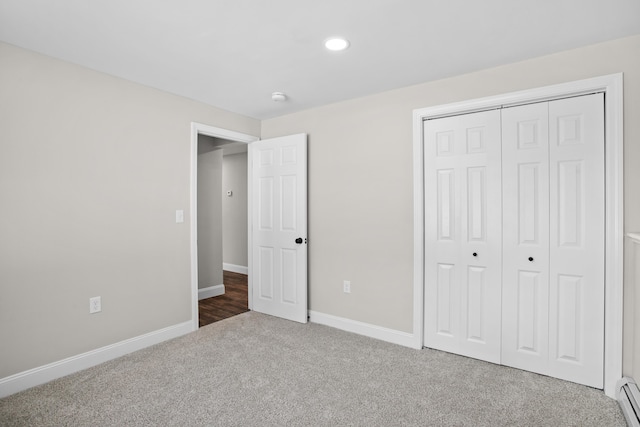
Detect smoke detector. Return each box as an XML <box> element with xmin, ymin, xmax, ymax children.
<box><xmin>271</xmin><ymin>92</ymin><xmax>287</xmax><ymax>102</ymax></box>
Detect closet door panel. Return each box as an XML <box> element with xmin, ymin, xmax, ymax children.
<box><xmin>424</xmin><ymin>110</ymin><xmax>501</xmax><ymax>363</ymax></box>
<box><xmin>425</xmin><ymin>117</ymin><xmax>463</xmax><ymax>354</ymax></box>
<box><xmin>501</xmin><ymin>102</ymin><xmax>550</xmax><ymax>374</ymax></box>
<box><xmin>460</xmin><ymin>112</ymin><xmax>502</xmax><ymax>363</ymax></box>
<box><xmin>548</xmin><ymin>94</ymin><xmax>605</xmax><ymax>388</ymax></box>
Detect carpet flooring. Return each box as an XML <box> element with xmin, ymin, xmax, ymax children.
<box><xmin>0</xmin><ymin>312</ymin><xmax>625</xmax><ymax>426</ymax></box>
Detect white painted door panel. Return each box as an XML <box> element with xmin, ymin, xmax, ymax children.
<box><xmin>501</xmin><ymin>102</ymin><xmax>551</xmax><ymax>374</ymax></box>
<box><xmin>547</xmin><ymin>94</ymin><xmax>604</xmax><ymax>388</ymax></box>
<box><xmin>424</xmin><ymin>110</ymin><xmax>502</xmax><ymax>364</ymax></box>
<box><xmin>250</xmin><ymin>134</ymin><xmax>307</xmax><ymax>323</ymax></box>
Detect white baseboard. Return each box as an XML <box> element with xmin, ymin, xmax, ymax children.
<box><xmin>223</xmin><ymin>263</ymin><xmax>248</xmax><ymax>275</ymax></box>
<box><xmin>198</xmin><ymin>284</ymin><xmax>225</xmax><ymax>300</ymax></box>
<box><xmin>308</xmin><ymin>311</ymin><xmax>420</xmax><ymax>349</ymax></box>
<box><xmin>0</xmin><ymin>320</ymin><xmax>193</xmax><ymax>398</ymax></box>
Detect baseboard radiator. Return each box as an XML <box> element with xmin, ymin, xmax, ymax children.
<box><xmin>618</xmin><ymin>377</ymin><xmax>640</xmax><ymax>426</ymax></box>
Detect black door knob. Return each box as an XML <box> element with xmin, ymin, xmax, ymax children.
<box><xmin>528</xmin><ymin>257</ymin><xmax>534</xmax><ymax>262</ymax></box>
<box><xmin>472</xmin><ymin>252</ymin><xmax>477</xmax><ymax>257</ymax></box>
<box><xmin>295</xmin><ymin>237</ymin><xmax>303</xmax><ymax>244</ymax></box>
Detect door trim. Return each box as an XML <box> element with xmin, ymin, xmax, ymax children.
<box><xmin>190</xmin><ymin>123</ymin><xmax>259</xmax><ymax>331</ymax></box>
<box><xmin>412</xmin><ymin>73</ymin><xmax>624</xmax><ymax>397</ymax></box>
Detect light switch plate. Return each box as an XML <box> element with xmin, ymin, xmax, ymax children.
<box><xmin>89</xmin><ymin>296</ymin><xmax>101</xmax><ymax>314</ymax></box>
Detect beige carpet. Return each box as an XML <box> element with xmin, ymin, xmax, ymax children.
<box><xmin>0</xmin><ymin>312</ymin><xmax>625</xmax><ymax>426</ymax></box>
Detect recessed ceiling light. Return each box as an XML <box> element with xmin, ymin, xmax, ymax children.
<box><xmin>324</xmin><ymin>37</ymin><xmax>350</xmax><ymax>52</ymax></box>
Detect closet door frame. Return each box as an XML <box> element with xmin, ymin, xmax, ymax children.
<box><xmin>412</xmin><ymin>73</ymin><xmax>624</xmax><ymax>398</ymax></box>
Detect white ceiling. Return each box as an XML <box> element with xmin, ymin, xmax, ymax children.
<box><xmin>1</xmin><ymin>1</ymin><xmax>639</xmax><ymax>120</ymax></box>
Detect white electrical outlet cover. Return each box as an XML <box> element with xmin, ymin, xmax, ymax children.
<box><xmin>343</xmin><ymin>280</ymin><xmax>351</xmax><ymax>293</ymax></box>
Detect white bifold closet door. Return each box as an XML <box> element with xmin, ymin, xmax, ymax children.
<box><xmin>424</xmin><ymin>93</ymin><xmax>605</xmax><ymax>388</ymax></box>
<box><xmin>423</xmin><ymin>109</ymin><xmax>502</xmax><ymax>364</ymax></box>
<box><xmin>502</xmin><ymin>94</ymin><xmax>605</xmax><ymax>388</ymax></box>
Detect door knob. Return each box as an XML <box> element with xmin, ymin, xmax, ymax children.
<box><xmin>295</xmin><ymin>237</ymin><xmax>303</xmax><ymax>244</ymax></box>
<box><xmin>472</xmin><ymin>252</ymin><xmax>477</xmax><ymax>257</ymax></box>
<box><xmin>528</xmin><ymin>257</ymin><xmax>534</xmax><ymax>262</ymax></box>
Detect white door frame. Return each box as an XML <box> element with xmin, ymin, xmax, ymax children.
<box><xmin>412</xmin><ymin>73</ymin><xmax>624</xmax><ymax>398</ymax></box>
<box><xmin>190</xmin><ymin>123</ymin><xmax>259</xmax><ymax>331</ymax></box>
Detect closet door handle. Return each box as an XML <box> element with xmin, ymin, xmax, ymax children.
<box><xmin>472</xmin><ymin>252</ymin><xmax>478</xmax><ymax>257</ymax></box>
<box><xmin>528</xmin><ymin>257</ymin><xmax>534</xmax><ymax>262</ymax></box>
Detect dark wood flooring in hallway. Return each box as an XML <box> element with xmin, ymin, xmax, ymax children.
<box><xmin>198</xmin><ymin>270</ymin><xmax>249</xmax><ymax>327</ymax></box>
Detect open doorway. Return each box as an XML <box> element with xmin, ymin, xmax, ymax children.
<box><xmin>190</xmin><ymin>123</ymin><xmax>259</xmax><ymax>330</ymax></box>
<box><xmin>197</xmin><ymin>135</ymin><xmax>249</xmax><ymax>327</ymax></box>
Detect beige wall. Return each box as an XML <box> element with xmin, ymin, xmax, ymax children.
<box><xmin>222</xmin><ymin>152</ymin><xmax>248</xmax><ymax>268</ymax></box>
<box><xmin>261</xmin><ymin>35</ymin><xmax>640</xmax><ymax>375</ymax></box>
<box><xmin>197</xmin><ymin>142</ymin><xmax>224</xmax><ymax>289</ymax></box>
<box><xmin>0</xmin><ymin>41</ymin><xmax>260</xmax><ymax>378</ymax></box>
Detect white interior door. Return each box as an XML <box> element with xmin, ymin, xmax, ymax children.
<box><xmin>249</xmin><ymin>134</ymin><xmax>308</xmax><ymax>323</ymax></box>
<box><xmin>423</xmin><ymin>110</ymin><xmax>502</xmax><ymax>363</ymax></box>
